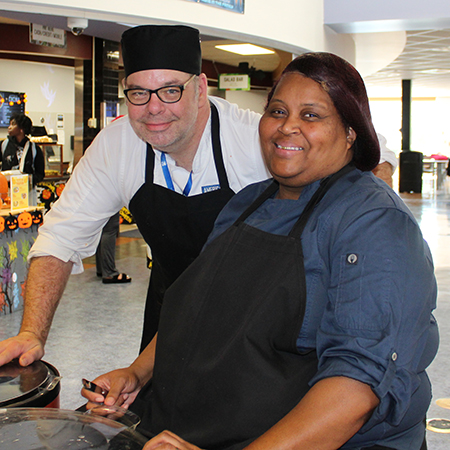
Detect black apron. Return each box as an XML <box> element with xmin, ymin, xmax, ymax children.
<box><xmin>128</xmin><ymin>103</ymin><xmax>235</xmax><ymax>351</ymax></box>
<box><xmin>148</xmin><ymin>167</ymin><xmax>356</xmax><ymax>450</ymax></box>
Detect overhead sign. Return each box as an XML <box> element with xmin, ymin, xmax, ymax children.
<box><xmin>218</xmin><ymin>74</ymin><xmax>250</xmax><ymax>91</ymax></box>
<box><xmin>30</xmin><ymin>24</ymin><xmax>66</xmax><ymax>48</ymax></box>
<box><xmin>186</xmin><ymin>0</ymin><xmax>244</xmax><ymax>14</ymax></box>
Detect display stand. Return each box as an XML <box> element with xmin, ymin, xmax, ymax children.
<box><xmin>0</xmin><ymin>207</ymin><xmax>44</xmax><ymax>314</ymax></box>
<box><xmin>41</xmin><ymin>143</ymin><xmax>64</xmax><ymax>177</ymax></box>
<box><xmin>0</xmin><ymin>171</ymin><xmax>44</xmax><ymax>314</ymax></box>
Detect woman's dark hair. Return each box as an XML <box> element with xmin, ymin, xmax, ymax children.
<box><xmin>266</xmin><ymin>52</ymin><xmax>380</xmax><ymax>172</ymax></box>
<box><xmin>10</xmin><ymin>114</ymin><xmax>33</xmax><ymax>136</ymax></box>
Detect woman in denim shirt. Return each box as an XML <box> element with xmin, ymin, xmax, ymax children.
<box><xmin>83</xmin><ymin>53</ymin><xmax>438</xmax><ymax>450</ymax></box>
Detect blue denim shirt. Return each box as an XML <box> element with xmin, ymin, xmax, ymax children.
<box><xmin>207</xmin><ymin>168</ymin><xmax>438</xmax><ymax>449</ymax></box>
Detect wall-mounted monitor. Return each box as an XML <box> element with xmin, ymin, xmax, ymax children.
<box><xmin>0</xmin><ymin>91</ymin><xmax>26</xmax><ymax>128</ymax></box>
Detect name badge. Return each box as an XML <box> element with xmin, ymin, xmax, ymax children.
<box><xmin>202</xmin><ymin>184</ymin><xmax>220</xmax><ymax>193</ymax></box>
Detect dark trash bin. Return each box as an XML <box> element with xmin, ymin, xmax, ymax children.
<box><xmin>399</xmin><ymin>151</ymin><xmax>423</xmax><ymax>193</ymax></box>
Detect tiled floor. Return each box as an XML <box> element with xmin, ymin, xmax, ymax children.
<box><xmin>400</xmin><ymin>179</ymin><xmax>450</xmax><ymax>449</ymax></box>
<box><xmin>1</xmin><ymin>174</ymin><xmax>450</xmax><ymax>448</ymax></box>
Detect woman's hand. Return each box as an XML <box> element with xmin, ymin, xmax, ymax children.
<box><xmin>81</xmin><ymin>367</ymin><xmax>143</xmax><ymax>410</ymax></box>
<box><xmin>143</xmin><ymin>430</ymin><xmax>203</xmax><ymax>450</ymax></box>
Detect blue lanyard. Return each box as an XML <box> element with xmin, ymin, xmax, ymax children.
<box><xmin>161</xmin><ymin>152</ymin><xmax>193</xmax><ymax>196</ymax></box>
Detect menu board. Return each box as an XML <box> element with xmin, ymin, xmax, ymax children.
<box><xmin>186</xmin><ymin>0</ymin><xmax>244</xmax><ymax>13</ymax></box>
<box><xmin>10</xmin><ymin>175</ymin><xmax>29</xmax><ymax>212</ymax></box>
<box><xmin>0</xmin><ymin>92</ymin><xmax>26</xmax><ymax>128</ymax></box>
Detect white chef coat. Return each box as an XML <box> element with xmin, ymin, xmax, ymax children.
<box><xmin>29</xmin><ymin>96</ymin><xmax>270</xmax><ymax>273</ymax></box>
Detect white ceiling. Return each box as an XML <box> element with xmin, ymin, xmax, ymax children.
<box><xmin>2</xmin><ymin>9</ymin><xmax>450</xmax><ymax>97</ymax></box>
<box><xmin>364</xmin><ymin>29</ymin><xmax>450</xmax><ymax>98</ymax></box>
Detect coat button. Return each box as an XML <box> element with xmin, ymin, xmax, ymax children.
<box><xmin>347</xmin><ymin>253</ymin><xmax>358</xmax><ymax>264</ymax></box>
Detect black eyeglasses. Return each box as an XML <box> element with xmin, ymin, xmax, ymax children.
<box><xmin>124</xmin><ymin>75</ymin><xmax>196</xmax><ymax>105</ymax></box>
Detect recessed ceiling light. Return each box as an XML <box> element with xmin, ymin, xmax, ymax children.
<box><xmin>215</xmin><ymin>43</ymin><xmax>275</xmax><ymax>55</ymax></box>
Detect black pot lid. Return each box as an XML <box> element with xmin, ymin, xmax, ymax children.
<box><xmin>0</xmin><ymin>360</ymin><xmax>50</xmax><ymax>406</ymax></box>
<box><xmin>0</xmin><ymin>408</ymin><xmax>148</xmax><ymax>449</ymax></box>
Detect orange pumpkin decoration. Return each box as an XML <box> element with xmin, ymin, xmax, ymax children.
<box><xmin>0</xmin><ymin>216</ymin><xmax>5</xmax><ymax>233</ymax></box>
<box><xmin>0</xmin><ymin>172</ymin><xmax>8</xmax><ymax>195</ymax></box>
<box><xmin>0</xmin><ymin>172</ymin><xmax>8</xmax><ymax>208</ymax></box>
<box><xmin>41</xmin><ymin>189</ymin><xmax>54</xmax><ymax>201</ymax></box>
<box><xmin>56</xmin><ymin>183</ymin><xmax>65</xmax><ymax>198</ymax></box>
<box><xmin>18</xmin><ymin>211</ymin><xmax>33</xmax><ymax>229</ymax></box>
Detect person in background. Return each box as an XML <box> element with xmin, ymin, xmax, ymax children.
<box><xmin>373</xmin><ymin>133</ymin><xmax>398</xmax><ymax>188</ymax></box>
<box><xmin>83</xmin><ymin>52</ymin><xmax>437</xmax><ymax>450</ymax></box>
<box><xmin>0</xmin><ymin>25</ymin><xmax>396</xmax><ymax>371</ymax></box>
<box><xmin>95</xmin><ymin>114</ymin><xmax>132</xmax><ymax>285</ymax></box>
<box><xmin>0</xmin><ymin>113</ymin><xmax>45</xmax><ymax>185</ymax></box>
<box><xmin>95</xmin><ymin>212</ymin><xmax>132</xmax><ymax>284</ymax></box>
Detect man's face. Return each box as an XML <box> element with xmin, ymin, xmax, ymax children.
<box><xmin>124</xmin><ymin>69</ymin><xmax>205</xmax><ymax>156</ymax></box>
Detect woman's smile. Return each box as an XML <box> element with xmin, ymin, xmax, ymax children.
<box><xmin>274</xmin><ymin>143</ymin><xmax>304</xmax><ymax>151</ymax></box>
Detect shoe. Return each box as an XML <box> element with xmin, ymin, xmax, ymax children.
<box><xmin>102</xmin><ymin>273</ymin><xmax>132</xmax><ymax>284</ymax></box>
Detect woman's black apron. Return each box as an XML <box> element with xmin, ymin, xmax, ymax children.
<box><xmin>129</xmin><ymin>103</ymin><xmax>235</xmax><ymax>351</ymax></box>
<box><xmin>147</xmin><ymin>167</ymin><xmax>356</xmax><ymax>450</ymax></box>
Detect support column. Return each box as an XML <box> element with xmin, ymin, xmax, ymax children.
<box><xmin>81</xmin><ymin>37</ymin><xmax>120</xmax><ymax>158</ymax></box>
<box><xmin>73</xmin><ymin>59</ymin><xmax>85</xmax><ymax>168</ymax></box>
<box><xmin>401</xmin><ymin>79</ymin><xmax>411</xmax><ymax>151</ymax></box>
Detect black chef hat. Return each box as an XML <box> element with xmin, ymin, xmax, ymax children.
<box><xmin>121</xmin><ymin>25</ymin><xmax>202</xmax><ymax>77</ymax></box>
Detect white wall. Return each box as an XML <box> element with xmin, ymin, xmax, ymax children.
<box><xmin>351</xmin><ymin>31</ymin><xmax>406</xmax><ymax>77</ymax></box>
<box><xmin>224</xmin><ymin>89</ymin><xmax>268</xmax><ymax>115</ymax></box>
<box><xmin>0</xmin><ymin>59</ymin><xmax>75</xmax><ymax>162</ymax></box>
<box><xmin>369</xmin><ymin>97</ymin><xmax>450</xmax><ymax>157</ymax></box>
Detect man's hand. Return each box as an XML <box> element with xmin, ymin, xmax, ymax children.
<box><xmin>0</xmin><ymin>256</ymin><xmax>74</xmax><ymax>368</ymax></box>
<box><xmin>0</xmin><ymin>331</ymin><xmax>44</xmax><ymax>367</ymax></box>
<box><xmin>143</xmin><ymin>430</ymin><xmax>203</xmax><ymax>450</ymax></box>
<box><xmin>372</xmin><ymin>161</ymin><xmax>394</xmax><ymax>188</ymax></box>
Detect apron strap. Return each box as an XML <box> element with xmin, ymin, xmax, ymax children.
<box><xmin>234</xmin><ymin>180</ymin><xmax>279</xmax><ymax>226</ymax></box>
<box><xmin>288</xmin><ymin>163</ymin><xmax>355</xmax><ymax>238</ymax></box>
<box><xmin>145</xmin><ymin>143</ymin><xmax>155</xmax><ymax>183</ymax></box>
<box><xmin>233</xmin><ymin>164</ymin><xmax>355</xmax><ymax>237</ymax></box>
<box><xmin>209</xmin><ymin>101</ymin><xmax>231</xmax><ymax>190</ymax></box>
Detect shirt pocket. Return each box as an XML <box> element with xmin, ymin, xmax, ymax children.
<box><xmin>335</xmin><ymin>253</ymin><xmax>391</xmax><ymax>331</ymax></box>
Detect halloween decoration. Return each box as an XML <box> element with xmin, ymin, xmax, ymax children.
<box><xmin>0</xmin><ymin>172</ymin><xmax>9</xmax><ymax>208</ymax></box>
<box><xmin>55</xmin><ymin>183</ymin><xmax>65</xmax><ymax>198</ymax></box>
<box><xmin>5</xmin><ymin>214</ymin><xmax>19</xmax><ymax>231</ymax></box>
<box><xmin>18</xmin><ymin>211</ymin><xmax>33</xmax><ymax>229</ymax></box>
<box><xmin>40</xmin><ymin>189</ymin><xmax>54</xmax><ymax>203</ymax></box>
<box><xmin>31</xmin><ymin>210</ymin><xmax>43</xmax><ymax>225</ymax></box>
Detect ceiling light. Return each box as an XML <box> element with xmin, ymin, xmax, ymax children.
<box><xmin>420</xmin><ymin>68</ymin><xmax>450</xmax><ymax>74</ymax></box>
<box><xmin>215</xmin><ymin>44</ymin><xmax>275</xmax><ymax>55</ymax></box>
<box><xmin>429</xmin><ymin>47</ymin><xmax>450</xmax><ymax>52</ymax></box>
